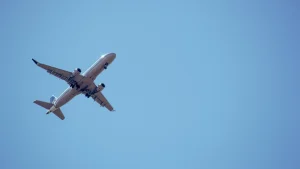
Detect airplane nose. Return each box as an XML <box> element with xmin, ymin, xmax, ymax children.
<box><xmin>109</xmin><ymin>53</ymin><xmax>116</xmax><ymax>60</ymax></box>
<box><xmin>100</xmin><ymin>53</ymin><xmax>116</xmax><ymax>60</ymax></box>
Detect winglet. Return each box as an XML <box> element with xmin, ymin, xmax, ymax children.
<box><xmin>32</xmin><ymin>58</ymin><xmax>38</xmax><ymax>65</ymax></box>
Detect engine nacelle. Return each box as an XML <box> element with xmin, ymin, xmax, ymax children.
<box><xmin>73</xmin><ymin>68</ymin><xmax>81</xmax><ymax>76</ymax></box>
<box><xmin>97</xmin><ymin>83</ymin><xmax>105</xmax><ymax>91</ymax></box>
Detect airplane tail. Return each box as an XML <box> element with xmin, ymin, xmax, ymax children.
<box><xmin>34</xmin><ymin>100</ymin><xmax>53</xmax><ymax>109</ymax></box>
<box><xmin>52</xmin><ymin>109</ymin><xmax>65</xmax><ymax>120</ymax></box>
<box><xmin>33</xmin><ymin>98</ymin><xmax>65</xmax><ymax>120</ymax></box>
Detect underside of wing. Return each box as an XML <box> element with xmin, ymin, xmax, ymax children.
<box><xmin>32</xmin><ymin>59</ymin><xmax>85</xmax><ymax>86</ymax></box>
<box><xmin>92</xmin><ymin>92</ymin><xmax>114</xmax><ymax>111</ymax></box>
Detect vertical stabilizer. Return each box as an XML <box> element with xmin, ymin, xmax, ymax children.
<box><xmin>50</xmin><ymin>95</ymin><xmax>57</xmax><ymax>104</ymax></box>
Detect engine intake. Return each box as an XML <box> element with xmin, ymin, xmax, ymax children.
<box><xmin>73</xmin><ymin>68</ymin><xmax>81</xmax><ymax>76</ymax></box>
<box><xmin>97</xmin><ymin>83</ymin><xmax>105</xmax><ymax>91</ymax></box>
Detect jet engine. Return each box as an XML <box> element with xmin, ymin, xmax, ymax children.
<box><xmin>73</xmin><ymin>68</ymin><xmax>81</xmax><ymax>76</ymax></box>
<box><xmin>97</xmin><ymin>83</ymin><xmax>105</xmax><ymax>91</ymax></box>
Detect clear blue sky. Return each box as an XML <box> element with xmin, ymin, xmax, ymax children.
<box><xmin>1</xmin><ymin>0</ymin><xmax>299</xmax><ymax>169</ymax></box>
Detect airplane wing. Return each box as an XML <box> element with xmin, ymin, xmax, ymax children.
<box><xmin>32</xmin><ymin>59</ymin><xmax>84</xmax><ymax>86</ymax></box>
<box><xmin>78</xmin><ymin>83</ymin><xmax>114</xmax><ymax>111</ymax></box>
<box><xmin>91</xmin><ymin>92</ymin><xmax>114</xmax><ymax>111</ymax></box>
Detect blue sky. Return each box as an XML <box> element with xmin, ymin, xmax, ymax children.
<box><xmin>1</xmin><ymin>0</ymin><xmax>300</xmax><ymax>169</ymax></box>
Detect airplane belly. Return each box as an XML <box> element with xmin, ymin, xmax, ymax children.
<box><xmin>54</xmin><ymin>88</ymin><xmax>80</xmax><ymax>108</ymax></box>
<box><xmin>83</xmin><ymin>53</ymin><xmax>116</xmax><ymax>80</ymax></box>
<box><xmin>90</xmin><ymin>64</ymin><xmax>103</xmax><ymax>78</ymax></box>
<box><xmin>84</xmin><ymin>62</ymin><xmax>104</xmax><ymax>80</ymax></box>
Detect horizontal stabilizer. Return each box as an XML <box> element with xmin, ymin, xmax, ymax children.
<box><xmin>53</xmin><ymin>109</ymin><xmax>65</xmax><ymax>120</ymax></box>
<box><xmin>33</xmin><ymin>100</ymin><xmax>65</xmax><ymax>120</ymax></box>
<box><xmin>34</xmin><ymin>100</ymin><xmax>53</xmax><ymax>109</ymax></box>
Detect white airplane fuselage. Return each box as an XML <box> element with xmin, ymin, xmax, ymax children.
<box><xmin>48</xmin><ymin>53</ymin><xmax>116</xmax><ymax>113</ymax></box>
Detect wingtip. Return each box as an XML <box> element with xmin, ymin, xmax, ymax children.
<box><xmin>32</xmin><ymin>58</ymin><xmax>38</xmax><ymax>64</ymax></box>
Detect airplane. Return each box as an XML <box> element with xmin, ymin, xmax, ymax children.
<box><xmin>32</xmin><ymin>53</ymin><xmax>116</xmax><ymax>120</ymax></box>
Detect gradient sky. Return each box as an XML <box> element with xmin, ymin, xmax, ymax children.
<box><xmin>1</xmin><ymin>0</ymin><xmax>300</xmax><ymax>169</ymax></box>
